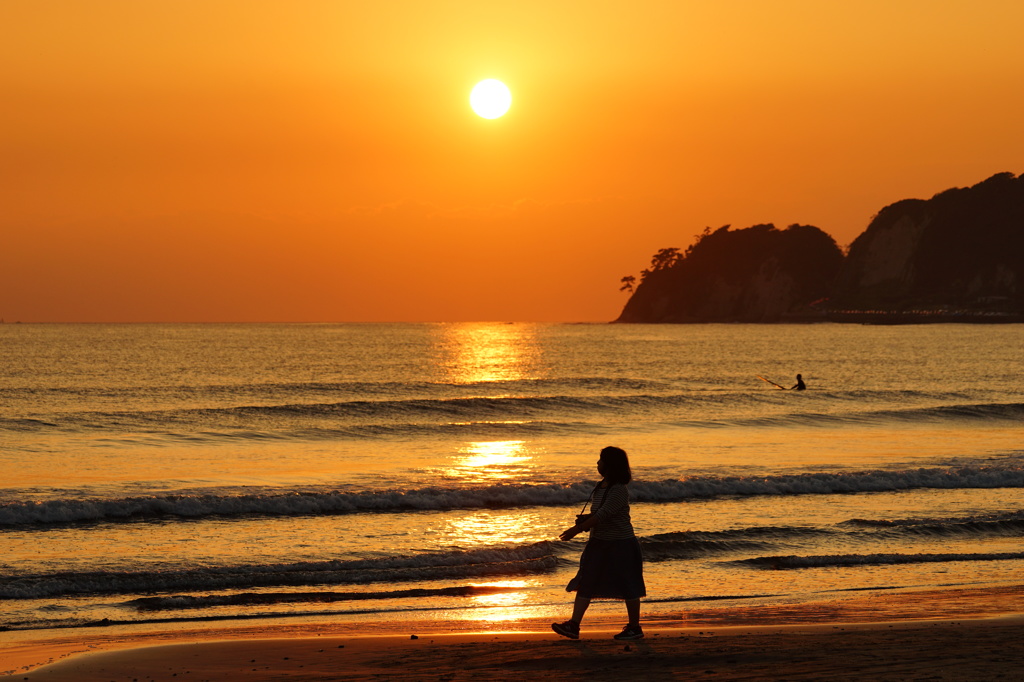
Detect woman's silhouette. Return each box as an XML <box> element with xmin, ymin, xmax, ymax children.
<box><xmin>552</xmin><ymin>446</ymin><xmax>646</xmax><ymax>640</ymax></box>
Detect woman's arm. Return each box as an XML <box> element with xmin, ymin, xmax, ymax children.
<box><xmin>559</xmin><ymin>512</ymin><xmax>601</xmax><ymax>540</ymax></box>
<box><xmin>558</xmin><ymin>485</ymin><xmax>628</xmax><ymax>540</ymax></box>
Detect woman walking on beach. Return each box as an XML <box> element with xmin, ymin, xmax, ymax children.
<box><xmin>552</xmin><ymin>446</ymin><xmax>646</xmax><ymax>640</ymax></box>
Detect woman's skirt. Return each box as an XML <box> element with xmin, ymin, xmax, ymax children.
<box><xmin>566</xmin><ymin>536</ymin><xmax>646</xmax><ymax>600</ymax></box>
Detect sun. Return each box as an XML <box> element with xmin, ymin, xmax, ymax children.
<box><xmin>470</xmin><ymin>79</ymin><xmax>512</xmax><ymax>119</ymax></box>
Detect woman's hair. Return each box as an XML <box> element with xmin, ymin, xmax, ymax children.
<box><xmin>600</xmin><ymin>446</ymin><xmax>632</xmax><ymax>484</ymax></box>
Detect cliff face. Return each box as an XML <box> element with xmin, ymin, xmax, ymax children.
<box><xmin>616</xmin><ymin>172</ymin><xmax>1024</xmax><ymax>323</ymax></box>
<box><xmin>832</xmin><ymin>172</ymin><xmax>1024</xmax><ymax>311</ymax></box>
<box><xmin>616</xmin><ymin>224</ymin><xmax>843</xmax><ymax>323</ymax></box>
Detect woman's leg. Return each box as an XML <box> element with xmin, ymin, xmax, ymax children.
<box><xmin>625</xmin><ymin>598</ymin><xmax>640</xmax><ymax>626</ymax></box>
<box><xmin>570</xmin><ymin>592</ymin><xmax>592</xmax><ymax>623</ymax></box>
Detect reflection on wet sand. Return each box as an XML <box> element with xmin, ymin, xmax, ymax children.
<box><xmin>455</xmin><ymin>579</ymin><xmax>546</xmax><ymax>623</ymax></box>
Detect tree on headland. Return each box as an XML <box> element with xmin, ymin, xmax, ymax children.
<box><xmin>620</xmin><ymin>246</ymin><xmax>685</xmax><ymax>295</ymax></box>
<box><xmin>646</xmin><ymin>247</ymin><xmax>683</xmax><ymax>274</ymax></box>
<box><xmin>616</xmin><ymin>223</ymin><xmax>844</xmax><ymax>322</ymax></box>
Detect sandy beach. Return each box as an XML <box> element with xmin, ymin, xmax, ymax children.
<box><xmin>3</xmin><ymin>615</ymin><xmax>1024</xmax><ymax>681</ymax></box>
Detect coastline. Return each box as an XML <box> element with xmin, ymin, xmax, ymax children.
<box><xmin>611</xmin><ymin>313</ymin><xmax>1024</xmax><ymax>324</ymax></box>
<box><xmin>6</xmin><ymin>617</ymin><xmax>1024</xmax><ymax>681</ymax></box>
<box><xmin>7</xmin><ymin>582</ymin><xmax>1024</xmax><ymax>681</ymax></box>
<box><xmin>4</xmin><ymin>323</ymin><xmax>1023</xmax><ymax>680</ymax></box>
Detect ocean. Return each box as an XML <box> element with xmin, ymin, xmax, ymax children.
<box><xmin>2</xmin><ymin>322</ymin><xmax>1024</xmax><ymax>640</ymax></box>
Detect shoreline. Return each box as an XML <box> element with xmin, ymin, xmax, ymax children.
<box><xmin>8</xmin><ymin>581</ymin><xmax>1024</xmax><ymax>679</ymax></box>
<box><xmin>6</xmin><ymin>616</ymin><xmax>1024</xmax><ymax>681</ymax></box>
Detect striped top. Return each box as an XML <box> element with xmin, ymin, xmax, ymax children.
<box><xmin>588</xmin><ymin>483</ymin><xmax>636</xmax><ymax>541</ymax></box>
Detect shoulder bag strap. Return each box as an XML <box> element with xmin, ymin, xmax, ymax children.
<box><xmin>578</xmin><ymin>482</ymin><xmax>602</xmax><ymax>515</ymax></box>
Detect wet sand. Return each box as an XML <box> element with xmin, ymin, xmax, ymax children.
<box><xmin>6</xmin><ymin>617</ymin><xmax>1024</xmax><ymax>681</ymax></box>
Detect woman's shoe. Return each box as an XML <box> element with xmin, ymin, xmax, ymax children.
<box><xmin>551</xmin><ymin>620</ymin><xmax>580</xmax><ymax>639</ymax></box>
<box><xmin>613</xmin><ymin>624</ymin><xmax>644</xmax><ymax>640</ymax></box>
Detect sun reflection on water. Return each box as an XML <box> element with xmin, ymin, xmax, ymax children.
<box><xmin>424</xmin><ymin>325</ymin><xmax>555</xmax><ymax>626</ymax></box>
<box><xmin>441</xmin><ymin>508</ymin><xmax>549</xmax><ymax>547</ymax></box>
<box><xmin>432</xmin><ymin>322</ymin><xmax>542</xmax><ymax>384</ymax></box>
<box><xmin>447</xmin><ymin>440</ymin><xmax>535</xmax><ymax>484</ymax></box>
<box><xmin>437</xmin><ymin>511</ymin><xmax>554</xmax><ymax>625</ymax></box>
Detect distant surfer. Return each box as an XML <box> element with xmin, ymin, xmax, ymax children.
<box><xmin>757</xmin><ymin>374</ymin><xmax>807</xmax><ymax>390</ymax></box>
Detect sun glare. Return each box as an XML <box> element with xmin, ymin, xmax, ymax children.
<box><xmin>470</xmin><ymin>79</ymin><xmax>512</xmax><ymax>119</ymax></box>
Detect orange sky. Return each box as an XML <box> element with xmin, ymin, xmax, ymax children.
<box><xmin>3</xmin><ymin>1</ymin><xmax>1023</xmax><ymax>322</ymax></box>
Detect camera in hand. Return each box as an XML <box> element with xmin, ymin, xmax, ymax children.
<box><xmin>575</xmin><ymin>513</ymin><xmax>592</xmax><ymax>525</ymax></box>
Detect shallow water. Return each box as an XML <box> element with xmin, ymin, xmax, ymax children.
<box><xmin>2</xmin><ymin>322</ymin><xmax>1023</xmax><ymax>634</ymax></box>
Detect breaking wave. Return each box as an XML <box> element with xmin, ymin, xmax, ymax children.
<box><xmin>7</xmin><ymin>465</ymin><xmax>1024</xmax><ymax>527</ymax></box>
<box><xmin>126</xmin><ymin>583</ymin><xmax>525</xmax><ymax>611</ymax></box>
<box><xmin>734</xmin><ymin>552</ymin><xmax>1024</xmax><ymax>570</ymax></box>
<box><xmin>3</xmin><ymin>389</ymin><xmax>1020</xmax><ymax>441</ymax></box>
<box><xmin>0</xmin><ymin>543</ymin><xmax>556</xmax><ymax>600</ymax></box>
<box><xmin>842</xmin><ymin>511</ymin><xmax>1024</xmax><ymax>538</ymax></box>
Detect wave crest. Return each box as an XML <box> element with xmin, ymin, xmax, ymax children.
<box><xmin>7</xmin><ymin>466</ymin><xmax>1024</xmax><ymax>527</ymax></box>
<box><xmin>734</xmin><ymin>551</ymin><xmax>1024</xmax><ymax>570</ymax></box>
<box><xmin>0</xmin><ymin>543</ymin><xmax>556</xmax><ymax>600</ymax></box>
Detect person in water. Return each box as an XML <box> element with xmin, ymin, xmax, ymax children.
<box><xmin>552</xmin><ymin>446</ymin><xmax>646</xmax><ymax>641</ymax></box>
<box><xmin>791</xmin><ymin>374</ymin><xmax>806</xmax><ymax>390</ymax></box>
